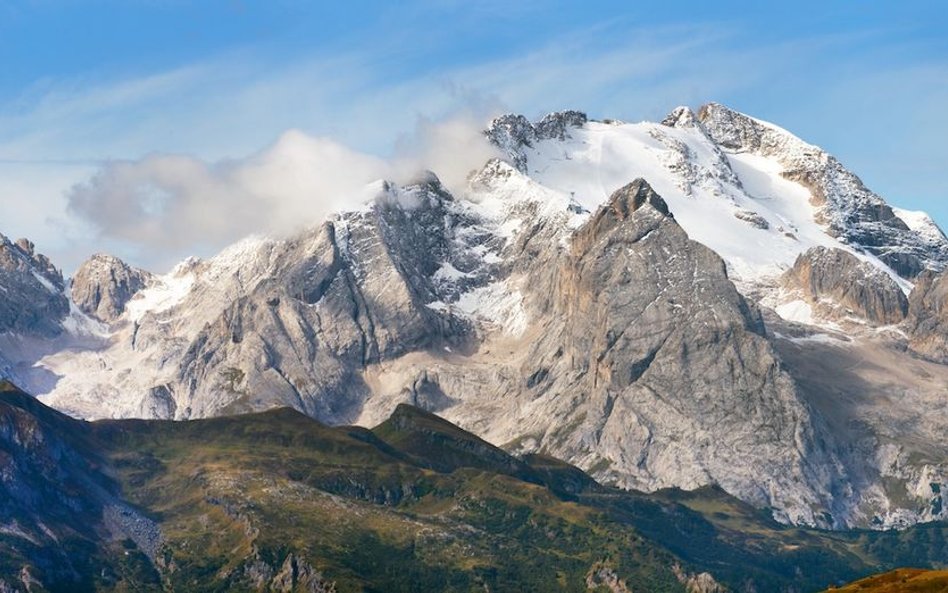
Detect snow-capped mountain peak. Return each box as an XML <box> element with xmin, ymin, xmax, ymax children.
<box><xmin>4</xmin><ymin>102</ymin><xmax>948</xmax><ymax>532</ymax></box>
<box><xmin>696</xmin><ymin>102</ymin><xmax>948</xmax><ymax>277</ymax></box>
<box><xmin>483</xmin><ymin>102</ymin><xmax>948</xmax><ymax>305</ymax></box>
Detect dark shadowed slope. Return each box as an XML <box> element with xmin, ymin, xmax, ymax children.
<box><xmin>1</xmin><ymin>381</ymin><xmax>947</xmax><ymax>592</ymax></box>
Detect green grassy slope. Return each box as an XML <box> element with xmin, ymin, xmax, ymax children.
<box><xmin>824</xmin><ymin>569</ymin><xmax>948</xmax><ymax>592</ymax></box>
<box><xmin>1</xmin><ymin>381</ymin><xmax>946</xmax><ymax>592</ymax></box>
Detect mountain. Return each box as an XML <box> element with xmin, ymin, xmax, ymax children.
<box><xmin>70</xmin><ymin>254</ymin><xmax>153</xmax><ymax>323</ymax></box>
<box><xmin>0</xmin><ymin>235</ymin><xmax>69</xmax><ymax>339</ymax></box>
<box><xmin>2</xmin><ymin>102</ymin><xmax>948</xmax><ymax>533</ymax></box>
<box><xmin>0</xmin><ymin>381</ymin><xmax>160</xmax><ymax>590</ymax></box>
<box><xmin>1</xmin><ymin>381</ymin><xmax>947</xmax><ymax>593</ymax></box>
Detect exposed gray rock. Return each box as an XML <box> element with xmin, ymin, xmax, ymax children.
<box><xmin>534</xmin><ymin>109</ymin><xmax>588</xmax><ymax>140</ymax></box>
<box><xmin>486</xmin><ymin>110</ymin><xmax>588</xmax><ymax>172</ymax></box>
<box><xmin>585</xmin><ymin>562</ymin><xmax>632</xmax><ymax>593</ymax></box>
<box><xmin>733</xmin><ymin>209</ymin><xmax>769</xmax><ymax>230</ymax></box>
<box><xmin>661</xmin><ymin>105</ymin><xmax>699</xmax><ymax>128</ymax></box>
<box><xmin>71</xmin><ymin>254</ymin><xmax>152</xmax><ymax>323</ymax></box>
<box><xmin>650</xmin><ymin>109</ymin><xmax>745</xmax><ymax>200</ymax></box>
<box><xmin>581</xmin><ymin>178</ymin><xmax>672</xmax><ymax>221</ymax></box>
<box><xmin>0</xmin><ymin>234</ymin><xmax>68</xmax><ymax>338</ymax></box>
<box><xmin>905</xmin><ymin>270</ymin><xmax>948</xmax><ymax>363</ymax></box>
<box><xmin>485</xmin><ymin>114</ymin><xmax>535</xmax><ymax>172</ymax></box>
<box><xmin>140</xmin><ymin>175</ymin><xmax>476</xmax><ymax>420</ymax></box>
<box><xmin>508</xmin><ymin>179</ymin><xmax>846</xmax><ymax>526</ymax></box>
<box><xmin>270</xmin><ymin>554</ymin><xmax>337</xmax><ymax>593</ymax></box>
<box><xmin>672</xmin><ymin>564</ymin><xmax>727</xmax><ymax>593</ymax></box>
<box><xmin>770</xmin><ymin>325</ymin><xmax>948</xmax><ymax>528</ymax></box>
<box><xmin>781</xmin><ymin>247</ymin><xmax>908</xmax><ymax>325</ymax></box>
<box><xmin>102</xmin><ymin>503</ymin><xmax>162</xmax><ymax>562</ymax></box>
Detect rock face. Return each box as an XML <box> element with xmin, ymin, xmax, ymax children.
<box><xmin>276</xmin><ymin>556</ymin><xmax>337</xmax><ymax>593</ymax></box>
<box><xmin>905</xmin><ymin>270</ymin><xmax>948</xmax><ymax>363</ymax></box>
<box><xmin>71</xmin><ymin>254</ymin><xmax>152</xmax><ymax>323</ymax></box>
<box><xmin>168</xmin><ymin>177</ymin><xmax>480</xmax><ymax>420</ymax></box>
<box><xmin>507</xmin><ymin>179</ymin><xmax>845</xmax><ymax>526</ymax></box>
<box><xmin>672</xmin><ymin>564</ymin><xmax>727</xmax><ymax>593</ymax></box>
<box><xmin>32</xmin><ymin>176</ymin><xmax>483</xmax><ymax>421</ymax></box>
<box><xmin>0</xmin><ymin>234</ymin><xmax>68</xmax><ymax>338</ymax></box>
<box><xmin>486</xmin><ymin>110</ymin><xmax>588</xmax><ymax>172</ymax></box>
<box><xmin>697</xmin><ymin>103</ymin><xmax>948</xmax><ymax>278</ymax></box>
<box><xmin>781</xmin><ymin>247</ymin><xmax>909</xmax><ymax>325</ymax></box>
<box><xmin>6</xmin><ymin>102</ymin><xmax>948</xmax><ymax>532</ymax></box>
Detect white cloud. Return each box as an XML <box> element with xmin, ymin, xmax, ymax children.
<box><xmin>65</xmin><ymin>111</ymin><xmax>502</xmax><ymax>272</ymax></box>
<box><xmin>2</xmin><ymin>17</ymin><xmax>946</xmax><ymax>273</ymax></box>
<box><xmin>65</xmin><ymin>132</ymin><xmax>386</xmax><ymax>271</ymax></box>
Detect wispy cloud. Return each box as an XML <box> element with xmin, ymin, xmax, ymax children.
<box><xmin>0</xmin><ymin>22</ymin><xmax>745</xmax><ymax>271</ymax></box>
<box><xmin>64</xmin><ymin>112</ymin><xmax>502</xmax><ymax>272</ymax></box>
<box><xmin>1</xmin><ymin>15</ymin><xmax>945</xmax><ymax>272</ymax></box>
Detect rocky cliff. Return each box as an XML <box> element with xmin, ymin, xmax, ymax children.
<box><xmin>71</xmin><ymin>254</ymin><xmax>153</xmax><ymax>323</ymax></box>
<box><xmin>0</xmin><ymin>235</ymin><xmax>68</xmax><ymax>338</ymax></box>
<box><xmin>3</xmin><ymin>102</ymin><xmax>948</xmax><ymax>532</ymax></box>
<box><xmin>696</xmin><ymin>103</ymin><xmax>948</xmax><ymax>278</ymax></box>
<box><xmin>780</xmin><ymin>247</ymin><xmax>908</xmax><ymax>326</ymax></box>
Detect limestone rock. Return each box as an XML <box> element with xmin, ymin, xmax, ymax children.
<box><xmin>271</xmin><ymin>554</ymin><xmax>336</xmax><ymax>593</ymax></box>
<box><xmin>661</xmin><ymin>105</ymin><xmax>699</xmax><ymax>128</ymax></box>
<box><xmin>510</xmin><ymin>179</ymin><xmax>845</xmax><ymax>526</ymax></box>
<box><xmin>71</xmin><ymin>254</ymin><xmax>153</xmax><ymax>323</ymax></box>
<box><xmin>486</xmin><ymin>110</ymin><xmax>588</xmax><ymax>172</ymax></box>
<box><xmin>0</xmin><ymin>234</ymin><xmax>68</xmax><ymax>338</ymax></box>
<box><xmin>906</xmin><ymin>270</ymin><xmax>948</xmax><ymax>363</ymax></box>
<box><xmin>781</xmin><ymin>247</ymin><xmax>908</xmax><ymax>325</ymax></box>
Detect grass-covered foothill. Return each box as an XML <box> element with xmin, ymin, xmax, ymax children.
<box><xmin>1</xmin><ymin>382</ymin><xmax>947</xmax><ymax>592</ymax></box>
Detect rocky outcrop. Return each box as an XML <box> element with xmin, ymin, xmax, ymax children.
<box><xmin>534</xmin><ymin>109</ymin><xmax>588</xmax><ymax>140</ymax></box>
<box><xmin>244</xmin><ymin>553</ymin><xmax>336</xmax><ymax>593</ymax></box>
<box><xmin>697</xmin><ymin>102</ymin><xmax>948</xmax><ymax>278</ymax></box>
<box><xmin>574</xmin><ymin>178</ymin><xmax>672</xmax><ymax>231</ymax></box>
<box><xmin>781</xmin><ymin>247</ymin><xmax>909</xmax><ymax>325</ymax></box>
<box><xmin>661</xmin><ymin>105</ymin><xmax>699</xmax><ymax>128</ymax></box>
<box><xmin>0</xmin><ymin>235</ymin><xmax>68</xmax><ymax>337</ymax></box>
<box><xmin>486</xmin><ymin>110</ymin><xmax>587</xmax><ymax>172</ymax></box>
<box><xmin>585</xmin><ymin>562</ymin><xmax>632</xmax><ymax>593</ymax></box>
<box><xmin>672</xmin><ymin>564</ymin><xmax>727</xmax><ymax>593</ymax></box>
<box><xmin>733</xmin><ymin>209</ymin><xmax>769</xmax><ymax>230</ymax></box>
<box><xmin>270</xmin><ymin>554</ymin><xmax>336</xmax><ymax>593</ymax></box>
<box><xmin>71</xmin><ymin>254</ymin><xmax>152</xmax><ymax>323</ymax></box>
<box><xmin>905</xmin><ymin>270</ymin><xmax>948</xmax><ymax>363</ymax></box>
<box><xmin>511</xmin><ymin>179</ymin><xmax>845</xmax><ymax>526</ymax></box>
<box><xmin>170</xmin><ymin>176</ymin><xmax>476</xmax><ymax>420</ymax></box>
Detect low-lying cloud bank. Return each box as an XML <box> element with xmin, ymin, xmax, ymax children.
<box><xmin>67</xmin><ymin>111</ymin><xmax>502</xmax><ymax>272</ymax></box>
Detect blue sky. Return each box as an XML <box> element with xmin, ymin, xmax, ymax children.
<box><xmin>0</xmin><ymin>1</ymin><xmax>946</xmax><ymax>271</ymax></box>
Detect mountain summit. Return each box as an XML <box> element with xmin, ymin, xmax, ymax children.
<box><xmin>2</xmin><ymin>103</ymin><xmax>948</xmax><ymax>532</ymax></box>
